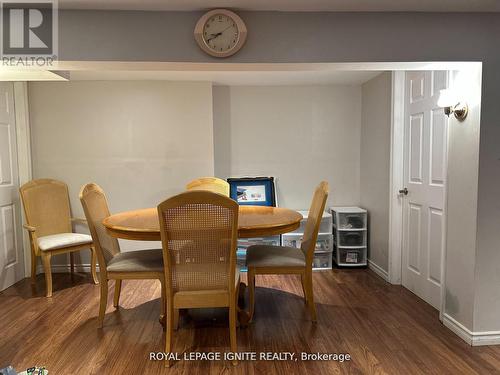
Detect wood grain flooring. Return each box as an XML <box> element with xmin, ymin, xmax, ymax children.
<box><xmin>1</xmin><ymin>269</ymin><xmax>499</xmax><ymax>374</ymax></box>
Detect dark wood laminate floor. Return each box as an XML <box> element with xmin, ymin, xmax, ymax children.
<box><xmin>1</xmin><ymin>269</ymin><xmax>500</xmax><ymax>375</ymax></box>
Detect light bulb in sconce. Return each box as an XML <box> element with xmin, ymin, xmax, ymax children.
<box><xmin>438</xmin><ymin>89</ymin><xmax>468</xmax><ymax>121</ymax></box>
<box><xmin>437</xmin><ymin>89</ymin><xmax>458</xmax><ymax>107</ymax></box>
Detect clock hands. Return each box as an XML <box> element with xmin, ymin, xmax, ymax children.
<box><xmin>206</xmin><ymin>33</ymin><xmax>222</xmax><ymax>42</ymax></box>
<box><xmin>206</xmin><ymin>25</ymin><xmax>234</xmax><ymax>42</ymax></box>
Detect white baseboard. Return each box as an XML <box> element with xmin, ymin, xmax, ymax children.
<box><xmin>443</xmin><ymin>313</ymin><xmax>474</xmax><ymax>344</ymax></box>
<box><xmin>472</xmin><ymin>333</ymin><xmax>500</xmax><ymax>346</ymax></box>
<box><xmin>36</xmin><ymin>263</ymin><xmax>100</xmax><ymax>274</ymax></box>
<box><xmin>443</xmin><ymin>313</ymin><xmax>500</xmax><ymax>346</ymax></box>
<box><xmin>368</xmin><ymin>259</ymin><xmax>389</xmax><ymax>282</ymax></box>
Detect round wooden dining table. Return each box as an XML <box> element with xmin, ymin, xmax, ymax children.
<box><xmin>103</xmin><ymin>205</ymin><xmax>302</xmax><ymax>326</ymax></box>
<box><xmin>102</xmin><ymin>205</ymin><xmax>303</xmax><ymax>241</ymax></box>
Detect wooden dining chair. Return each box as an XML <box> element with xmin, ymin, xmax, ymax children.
<box><xmin>20</xmin><ymin>179</ymin><xmax>99</xmax><ymax>297</ymax></box>
<box><xmin>79</xmin><ymin>183</ymin><xmax>165</xmax><ymax>328</ymax></box>
<box><xmin>186</xmin><ymin>177</ymin><xmax>230</xmax><ymax>197</ymax></box>
<box><xmin>246</xmin><ymin>181</ymin><xmax>329</xmax><ymax>322</ymax></box>
<box><xmin>157</xmin><ymin>190</ymin><xmax>240</xmax><ymax>366</ymax></box>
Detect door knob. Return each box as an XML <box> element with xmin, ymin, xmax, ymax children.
<box><xmin>399</xmin><ymin>187</ymin><xmax>409</xmax><ymax>196</ymax></box>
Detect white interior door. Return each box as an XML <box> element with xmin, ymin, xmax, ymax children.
<box><xmin>0</xmin><ymin>82</ymin><xmax>24</xmax><ymax>291</ymax></box>
<box><xmin>402</xmin><ymin>71</ymin><xmax>448</xmax><ymax>310</ymax></box>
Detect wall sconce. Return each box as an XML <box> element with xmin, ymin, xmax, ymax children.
<box><xmin>437</xmin><ymin>89</ymin><xmax>468</xmax><ymax>121</ymax></box>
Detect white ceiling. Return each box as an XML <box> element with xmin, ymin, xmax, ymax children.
<box><xmin>59</xmin><ymin>0</ymin><xmax>500</xmax><ymax>12</ymax></box>
<box><xmin>69</xmin><ymin>70</ymin><xmax>382</xmax><ymax>85</ymax></box>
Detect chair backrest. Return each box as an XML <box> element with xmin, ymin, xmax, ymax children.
<box><xmin>20</xmin><ymin>179</ymin><xmax>72</xmax><ymax>237</ymax></box>
<box><xmin>157</xmin><ymin>190</ymin><xmax>239</xmax><ymax>294</ymax></box>
<box><xmin>186</xmin><ymin>177</ymin><xmax>230</xmax><ymax>197</ymax></box>
<box><xmin>300</xmin><ymin>181</ymin><xmax>329</xmax><ymax>266</ymax></box>
<box><xmin>79</xmin><ymin>183</ymin><xmax>120</xmax><ymax>266</ymax></box>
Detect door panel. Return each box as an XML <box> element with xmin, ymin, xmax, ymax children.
<box><xmin>1</xmin><ymin>204</ymin><xmax>17</xmax><ymax>265</ymax></box>
<box><xmin>432</xmin><ymin>71</ymin><xmax>448</xmax><ymax>95</ymax></box>
<box><xmin>409</xmin><ymin>114</ymin><xmax>424</xmax><ymax>183</ymax></box>
<box><xmin>428</xmin><ymin>207</ymin><xmax>443</xmax><ymax>285</ymax></box>
<box><xmin>402</xmin><ymin>71</ymin><xmax>448</xmax><ymax>310</ymax></box>
<box><xmin>0</xmin><ymin>82</ymin><xmax>23</xmax><ymax>291</ymax></box>
<box><xmin>430</xmin><ymin>109</ymin><xmax>447</xmax><ymax>185</ymax></box>
<box><xmin>0</xmin><ymin>123</ymin><xmax>13</xmax><ymax>184</ymax></box>
<box><xmin>410</xmin><ymin>73</ymin><xmax>425</xmax><ymax>103</ymax></box>
<box><xmin>407</xmin><ymin>203</ymin><xmax>422</xmax><ymax>274</ymax></box>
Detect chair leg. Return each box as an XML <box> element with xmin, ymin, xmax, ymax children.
<box><xmin>90</xmin><ymin>247</ymin><xmax>99</xmax><ymax>284</ymax></box>
<box><xmin>70</xmin><ymin>252</ymin><xmax>75</xmax><ymax>275</ymax></box>
<box><xmin>229</xmin><ymin>290</ymin><xmax>238</xmax><ymax>366</ymax></box>
<box><xmin>300</xmin><ymin>274</ymin><xmax>307</xmax><ymax>303</ymax></box>
<box><xmin>30</xmin><ymin>248</ymin><xmax>37</xmax><ymax>284</ymax></box>
<box><xmin>98</xmin><ymin>278</ymin><xmax>109</xmax><ymax>328</ymax></box>
<box><xmin>173</xmin><ymin>309</ymin><xmax>179</xmax><ymax>330</ymax></box>
<box><xmin>113</xmin><ymin>279</ymin><xmax>122</xmax><ymax>308</ymax></box>
<box><xmin>235</xmin><ymin>281</ymin><xmax>240</xmax><ymax>328</ymax></box>
<box><xmin>304</xmin><ymin>272</ymin><xmax>317</xmax><ymax>322</ymax></box>
<box><xmin>247</xmin><ymin>267</ymin><xmax>256</xmax><ymax>323</ymax></box>
<box><xmin>165</xmin><ymin>299</ymin><xmax>174</xmax><ymax>367</ymax></box>
<box><xmin>41</xmin><ymin>252</ymin><xmax>52</xmax><ymax>297</ymax></box>
<box><xmin>159</xmin><ymin>278</ymin><xmax>166</xmax><ymax>325</ymax></box>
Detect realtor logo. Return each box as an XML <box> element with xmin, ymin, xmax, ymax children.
<box><xmin>1</xmin><ymin>0</ymin><xmax>58</xmax><ymax>66</ymax></box>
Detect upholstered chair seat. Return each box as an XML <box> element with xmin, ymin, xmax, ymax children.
<box><xmin>246</xmin><ymin>245</ymin><xmax>306</xmax><ymax>268</ymax></box>
<box><xmin>37</xmin><ymin>233</ymin><xmax>93</xmax><ymax>251</ymax></box>
<box><xmin>107</xmin><ymin>249</ymin><xmax>163</xmax><ymax>273</ymax></box>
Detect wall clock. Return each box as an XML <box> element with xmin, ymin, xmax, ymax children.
<box><xmin>194</xmin><ymin>9</ymin><xmax>247</xmax><ymax>58</ymax></box>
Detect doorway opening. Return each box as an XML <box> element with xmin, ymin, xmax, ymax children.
<box><xmin>0</xmin><ymin>61</ymin><xmax>483</xmax><ymax>343</ymax></box>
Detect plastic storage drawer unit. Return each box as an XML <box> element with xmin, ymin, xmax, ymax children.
<box><xmin>330</xmin><ymin>207</ymin><xmax>368</xmax><ymax>267</ymax></box>
<box><xmin>282</xmin><ymin>233</ymin><xmax>333</xmax><ymax>253</ymax></box>
<box><xmin>290</xmin><ymin>211</ymin><xmax>332</xmax><ymax>235</ymax></box>
<box><xmin>338</xmin><ymin>248</ymin><xmax>366</xmax><ymax>265</ymax></box>
<box><xmin>313</xmin><ymin>251</ymin><xmax>333</xmax><ymax>270</ymax></box>
<box><xmin>337</xmin><ymin>230</ymin><xmax>366</xmax><ymax>247</ymax></box>
<box><xmin>335</xmin><ymin>212</ymin><xmax>367</xmax><ymax>230</ymax></box>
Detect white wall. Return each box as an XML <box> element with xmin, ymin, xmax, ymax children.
<box><xmin>213</xmin><ymin>85</ymin><xmax>362</xmax><ymax>210</ymax></box>
<box><xmin>360</xmin><ymin>72</ymin><xmax>392</xmax><ymax>272</ymax></box>
<box><xmin>28</xmin><ymin>81</ymin><xmax>214</xmax><ymax>264</ymax></box>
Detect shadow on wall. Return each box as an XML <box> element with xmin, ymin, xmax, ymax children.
<box><xmin>445</xmin><ymin>289</ymin><xmax>460</xmax><ymax>317</ymax></box>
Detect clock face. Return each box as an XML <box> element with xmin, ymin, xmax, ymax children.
<box><xmin>194</xmin><ymin>9</ymin><xmax>247</xmax><ymax>58</ymax></box>
<box><xmin>203</xmin><ymin>14</ymin><xmax>239</xmax><ymax>53</ymax></box>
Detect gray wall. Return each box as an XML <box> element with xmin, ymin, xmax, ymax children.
<box><xmin>57</xmin><ymin>11</ymin><xmax>499</xmax><ymax>63</ymax></box>
<box><xmin>213</xmin><ymin>85</ymin><xmax>362</xmax><ymax>209</ymax></box>
<box><xmin>54</xmin><ymin>11</ymin><xmax>500</xmax><ymax>334</ymax></box>
<box><xmin>360</xmin><ymin>72</ymin><xmax>392</xmax><ymax>272</ymax></box>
